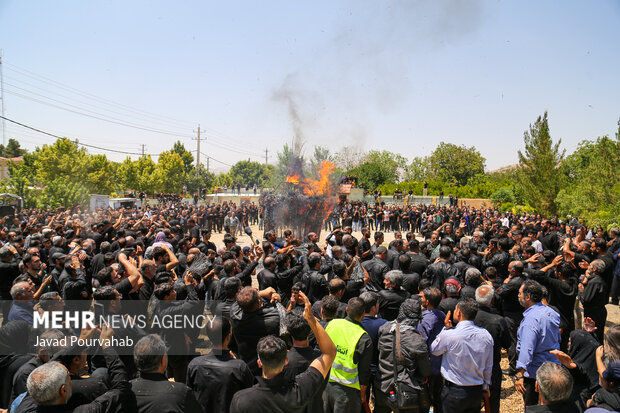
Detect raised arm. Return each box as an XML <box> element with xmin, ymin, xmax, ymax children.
<box><xmin>300</xmin><ymin>292</ymin><xmax>336</xmax><ymax>378</ymax></box>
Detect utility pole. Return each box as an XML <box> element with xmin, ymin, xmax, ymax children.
<box><xmin>140</xmin><ymin>144</ymin><xmax>145</xmax><ymax>157</ymax></box>
<box><xmin>265</xmin><ymin>148</ymin><xmax>268</xmax><ymax>164</ymax></box>
<box><xmin>192</xmin><ymin>125</ymin><xmax>206</xmax><ymax>177</ymax></box>
<box><xmin>206</xmin><ymin>157</ymin><xmax>209</xmax><ymax>173</ymax></box>
<box><xmin>0</xmin><ymin>51</ymin><xmax>6</xmax><ymax>146</ymax></box>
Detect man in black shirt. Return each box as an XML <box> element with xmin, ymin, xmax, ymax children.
<box><xmin>407</xmin><ymin>239</ymin><xmax>428</xmax><ymax>275</ymax></box>
<box><xmin>358</xmin><ymin>227</ymin><xmax>372</xmax><ymax>262</ymax></box>
<box><xmin>187</xmin><ymin>317</ymin><xmax>253</xmax><ymax>413</ymax></box>
<box><xmin>474</xmin><ymin>285</ymin><xmax>511</xmax><ymax>413</ymax></box>
<box><xmin>283</xmin><ymin>312</ymin><xmax>327</xmax><ymax>413</ymax></box>
<box><xmin>230</xmin><ymin>286</ymin><xmax>281</xmax><ymax>375</ymax></box>
<box><xmin>378</xmin><ymin>270</ymin><xmax>410</xmax><ymax>321</ymax></box>
<box><xmin>230</xmin><ymin>292</ymin><xmax>336</xmax><ymax>413</ymax></box>
<box><xmin>129</xmin><ymin>334</ymin><xmax>202</xmax><ymax>413</ymax></box>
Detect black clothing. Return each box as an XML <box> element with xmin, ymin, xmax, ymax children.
<box><xmin>230</xmin><ymin>366</ymin><xmax>325</xmax><ymax>413</ymax></box>
<box><xmin>474</xmin><ymin>306</ymin><xmax>511</xmax><ymax>413</ymax></box>
<box><xmin>378</xmin><ymin>288</ymin><xmax>410</xmax><ymax>321</ymax></box>
<box><xmin>311</xmin><ymin>298</ymin><xmax>347</xmax><ymax>320</ymax></box>
<box><xmin>496</xmin><ymin>275</ymin><xmax>526</xmax><ymax>317</ymax></box>
<box><xmin>438</xmin><ymin>297</ymin><xmax>458</xmax><ymax>320</ymax></box>
<box><xmin>579</xmin><ymin>273</ymin><xmax>609</xmax><ymax>342</ymax></box>
<box><xmin>407</xmin><ymin>253</ymin><xmax>428</xmax><ymax>275</ymax></box>
<box><xmin>525</xmin><ymin>401</ymin><xmax>579</xmax><ymax>412</ymax></box>
<box><xmin>362</xmin><ymin>257</ymin><xmax>390</xmax><ymax>292</ymax></box>
<box><xmin>186</xmin><ymin>350</ymin><xmax>254</xmax><ymax>413</ymax></box>
<box><xmin>230</xmin><ymin>302</ymin><xmax>281</xmax><ymax>374</ymax></box>
<box><xmin>377</xmin><ymin>321</ymin><xmax>432</xmax><ymax>394</ymax></box>
<box><xmin>0</xmin><ymin>320</ymin><xmax>31</xmax><ymax>409</ymax></box>
<box><xmin>441</xmin><ymin>381</ymin><xmax>482</xmax><ymax>413</ymax></box>
<box><xmin>16</xmin><ymin>348</ymin><xmax>131</xmax><ymax>413</ymax></box>
<box><xmin>10</xmin><ymin>356</ymin><xmax>43</xmax><ymax>403</ymax></box>
<box><xmin>358</xmin><ymin>238</ymin><xmax>372</xmax><ymax>262</ymax></box>
<box><xmin>257</xmin><ymin>268</ymin><xmax>277</xmax><ymax>291</ymax></box>
<box><xmin>423</xmin><ymin>260</ymin><xmax>459</xmax><ymax>290</ymax></box>
<box><xmin>401</xmin><ymin>271</ymin><xmax>421</xmax><ymax>295</ymax></box>
<box><xmin>386</xmin><ymin>247</ymin><xmax>402</xmax><ymax>270</ymax></box>
<box><xmin>154</xmin><ymin>284</ymin><xmax>203</xmax><ymax>356</ymax></box>
<box><xmin>301</xmin><ymin>270</ymin><xmax>328</xmax><ymax>304</ymax></box>
<box><xmin>482</xmin><ymin>251</ymin><xmax>510</xmax><ymax>279</ymax></box>
<box><xmin>129</xmin><ymin>372</ymin><xmax>202</xmax><ymax>413</ymax></box>
<box><xmin>283</xmin><ymin>346</ymin><xmax>326</xmax><ymax>413</ymax></box>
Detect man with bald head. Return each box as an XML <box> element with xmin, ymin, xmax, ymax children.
<box><xmin>474</xmin><ymin>285</ymin><xmax>511</xmax><ymax>413</ymax></box>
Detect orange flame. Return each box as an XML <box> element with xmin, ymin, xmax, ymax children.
<box><xmin>304</xmin><ymin>160</ymin><xmax>336</xmax><ymax>196</ymax></box>
<box><xmin>285</xmin><ymin>160</ymin><xmax>336</xmax><ymax>196</ymax></box>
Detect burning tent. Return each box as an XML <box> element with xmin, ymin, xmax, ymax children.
<box><xmin>261</xmin><ymin>158</ymin><xmax>338</xmax><ymax>239</ymax></box>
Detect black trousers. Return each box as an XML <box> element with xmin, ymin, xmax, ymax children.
<box><xmin>440</xmin><ymin>382</ymin><xmax>482</xmax><ymax>413</ymax></box>
<box><xmin>428</xmin><ymin>374</ymin><xmax>444</xmax><ymax>413</ymax></box>
<box><xmin>323</xmin><ymin>382</ymin><xmax>361</xmax><ymax>413</ymax></box>
<box><xmin>523</xmin><ymin>377</ymin><xmax>538</xmax><ymax>406</ymax></box>
<box><xmin>504</xmin><ymin>314</ymin><xmax>522</xmax><ymax>372</ymax></box>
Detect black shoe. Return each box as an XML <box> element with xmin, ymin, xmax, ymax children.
<box><xmin>502</xmin><ymin>369</ymin><xmax>517</xmax><ymax>376</ymax></box>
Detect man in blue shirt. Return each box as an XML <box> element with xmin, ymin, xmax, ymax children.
<box><xmin>515</xmin><ymin>280</ymin><xmax>561</xmax><ymax>407</ymax></box>
<box><xmin>8</xmin><ymin>281</ymin><xmax>34</xmax><ymax>323</ymax></box>
<box><xmin>418</xmin><ymin>287</ymin><xmax>446</xmax><ymax>413</ymax></box>
<box><xmin>431</xmin><ymin>298</ymin><xmax>493</xmax><ymax>413</ymax></box>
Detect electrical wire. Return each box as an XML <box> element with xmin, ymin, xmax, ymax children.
<box><xmin>0</xmin><ymin>115</ymin><xmax>160</xmax><ymax>156</ymax></box>
<box><xmin>4</xmin><ymin>62</ymin><xmax>195</xmax><ymax>128</ymax></box>
<box><xmin>4</xmin><ymin>62</ymin><xmax>265</xmax><ymax>157</ymax></box>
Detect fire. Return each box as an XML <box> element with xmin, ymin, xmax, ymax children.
<box><xmin>285</xmin><ymin>160</ymin><xmax>336</xmax><ymax>196</ymax></box>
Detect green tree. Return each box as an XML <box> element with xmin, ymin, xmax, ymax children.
<box><xmin>171</xmin><ymin>141</ymin><xmax>195</xmax><ymax>175</ymax></box>
<box><xmin>153</xmin><ymin>151</ymin><xmax>185</xmax><ymax>193</ymax></box>
<box><xmin>34</xmin><ymin>138</ymin><xmax>89</xmax><ymax>183</ymax></box>
<box><xmin>364</xmin><ymin>150</ymin><xmax>408</xmax><ymax>182</ymax></box>
<box><xmin>135</xmin><ymin>155</ymin><xmax>157</xmax><ymax>194</ymax></box>
<box><xmin>229</xmin><ymin>160</ymin><xmax>273</xmax><ymax>187</ymax></box>
<box><xmin>556</xmin><ymin>132</ymin><xmax>620</xmax><ymax>226</ymax></box>
<box><xmin>117</xmin><ymin>157</ymin><xmax>139</xmax><ymax>191</ymax></box>
<box><xmin>87</xmin><ymin>154</ymin><xmax>116</xmax><ymax>195</ymax></box>
<box><xmin>349</xmin><ymin>161</ymin><xmax>394</xmax><ymax>189</ymax></box>
<box><xmin>490</xmin><ymin>187</ymin><xmax>516</xmax><ymax>205</ymax></box>
<box><xmin>404</xmin><ymin>156</ymin><xmax>431</xmax><ymax>181</ymax></box>
<box><xmin>0</xmin><ymin>138</ymin><xmax>27</xmax><ymax>158</ymax></box>
<box><xmin>428</xmin><ymin>142</ymin><xmax>485</xmax><ymax>186</ymax></box>
<box><xmin>45</xmin><ymin>177</ymin><xmax>89</xmax><ymax>208</ymax></box>
<box><xmin>214</xmin><ymin>172</ymin><xmax>233</xmax><ymax>188</ymax></box>
<box><xmin>517</xmin><ymin>112</ymin><xmax>565</xmax><ymax>215</ymax></box>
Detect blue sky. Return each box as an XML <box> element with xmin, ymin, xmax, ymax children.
<box><xmin>1</xmin><ymin>0</ymin><xmax>619</xmax><ymax>173</ymax></box>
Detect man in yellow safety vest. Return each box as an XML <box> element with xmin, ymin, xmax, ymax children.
<box><xmin>324</xmin><ymin>297</ymin><xmax>373</xmax><ymax>413</ymax></box>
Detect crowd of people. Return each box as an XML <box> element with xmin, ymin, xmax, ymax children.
<box><xmin>0</xmin><ymin>200</ymin><xmax>618</xmax><ymax>413</ymax></box>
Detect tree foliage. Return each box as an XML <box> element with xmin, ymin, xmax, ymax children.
<box><xmin>556</xmin><ymin>133</ymin><xmax>620</xmax><ymax>227</ymax></box>
<box><xmin>229</xmin><ymin>160</ymin><xmax>273</xmax><ymax>187</ymax></box>
<box><xmin>404</xmin><ymin>156</ymin><xmax>431</xmax><ymax>182</ymax></box>
<box><xmin>0</xmin><ymin>138</ymin><xmax>27</xmax><ymax>158</ymax></box>
<box><xmin>517</xmin><ymin>112</ymin><xmax>565</xmax><ymax>216</ymax></box>
<box><xmin>428</xmin><ymin>142</ymin><xmax>486</xmax><ymax>186</ymax></box>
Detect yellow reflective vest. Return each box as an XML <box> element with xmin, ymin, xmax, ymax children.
<box><xmin>325</xmin><ymin>318</ymin><xmax>367</xmax><ymax>390</ymax></box>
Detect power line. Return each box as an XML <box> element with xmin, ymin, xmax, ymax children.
<box><xmin>5</xmin><ymin>89</ymin><xmax>195</xmax><ymax>138</ymax></box>
<box><xmin>4</xmin><ymin>62</ymin><xmax>195</xmax><ymax>128</ymax></box>
<box><xmin>3</xmin><ymin>74</ymin><xmax>196</xmax><ymax>132</ymax></box>
<box><xmin>4</xmin><ymin>61</ymin><xmax>265</xmax><ymax>157</ymax></box>
<box><xmin>203</xmin><ymin>153</ymin><xmax>232</xmax><ymax>167</ymax></box>
<box><xmin>0</xmin><ymin>115</ymin><xmax>160</xmax><ymax>156</ymax></box>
